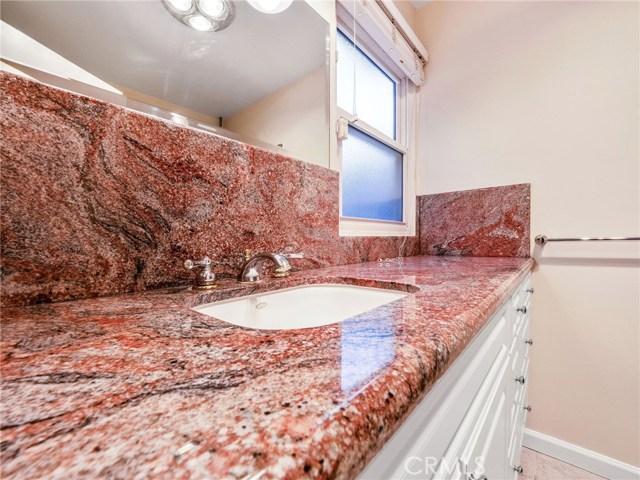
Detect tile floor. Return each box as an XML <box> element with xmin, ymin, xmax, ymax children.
<box><xmin>521</xmin><ymin>447</ymin><xmax>606</xmax><ymax>480</ymax></box>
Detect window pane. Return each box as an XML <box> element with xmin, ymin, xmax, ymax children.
<box><xmin>342</xmin><ymin>126</ymin><xmax>403</xmax><ymax>222</ymax></box>
<box><xmin>337</xmin><ymin>31</ymin><xmax>396</xmax><ymax>139</ymax></box>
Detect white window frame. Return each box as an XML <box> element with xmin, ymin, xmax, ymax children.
<box><xmin>336</xmin><ymin>23</ymin><xmax>417</xmax><ymax>237</ymax></box>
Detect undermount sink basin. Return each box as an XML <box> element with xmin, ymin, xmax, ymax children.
<box><xmin>192</xmin><ymin>284</ymin><xmax>407</xmax><ymax>330</ymax></box>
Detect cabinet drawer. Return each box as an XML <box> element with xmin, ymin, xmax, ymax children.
<box><xmin>511</xmin><ymin>273</ymin><xmax>531</xmax><ymax>309</ymax></box>
<box><xmin>513</xmin><ymin>357</ymin><xmax>529</xmax><ymax>409</ymax></box>
<box><xmin>519</xmin><ymin>315</ymin><xmax>531</xmax><ymax>345</ymax></box>
<box><xmin>508</xmin><ymin>382</ymin><xmax>529</xmax><ymax>478</ymax></box>
<box><xmin>507</xmin><ymin>372</ymin><xmax>527</xmax><ymax>435</ymax></box>
<box><xmin>512</xmin><ymin>305</ymin><xmax>530</xmax><ymax>345</ymax></box>
<box><xmin>459</xmin><ymin>365</ymin><xmax>509</xmax><ymax>480</ymax></box>
<box><xmin>510</xmin><ymin>316</ymin><xmax>530</xmax><ymax>378</ymax></box>
<box><xmin>511</xmin><ymin>273</ymin><xmax>532</xmax><ymax>336</ymax></box>
<box><xmin>434</xmin><ymin>348</ymin><xmax>510</xmax><ymax>480</ymax></box>
<box><xmin>521</xmin><ymin>273</ymin><xmax>532</xmax><ymax>301</ymax></box>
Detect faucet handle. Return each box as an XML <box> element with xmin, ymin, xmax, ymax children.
<box><xmin>282</xmin><ymin>252</ymin><xmax>304</xmax><ymax>259</ymax></box>
<box><xmin>183</xmin><ymin>256</ymin><xmax>216</xmax><ymax>289</ymax></box>
<box><xmin>243</xmin><ymin>249</ymin><xmax>253</xmax><ymax>261</ymax></box>
<box><xmin>183</xmin><ymin>256</ymin><xmax>212</xmax><ymax>270</ymax></box>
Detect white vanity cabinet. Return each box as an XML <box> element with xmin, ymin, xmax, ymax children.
<box><xmin>360</xmin><ymin>273</ymin><xmax>533</xmax><ymax>480</ymax></box>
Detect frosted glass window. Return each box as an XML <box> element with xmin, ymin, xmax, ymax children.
<box><xmin>342</xmin><ymin>126</ymin><xmax>403</xmax><ymax>222</ymax></box>
<box><xmin>337</xmin><ymin>31</ymin><xmax>396</xmax><ymax>139</ymax></box>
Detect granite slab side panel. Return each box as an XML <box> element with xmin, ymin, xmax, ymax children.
<box><xmin>419</xmin><ymin>184</ymin><xmax>530</xmax><ymax>257</ymax></box>
<box><xmin>0</xmin><ymin>73</ymin><xmax>418</xmax><ymax>307</ymax></box>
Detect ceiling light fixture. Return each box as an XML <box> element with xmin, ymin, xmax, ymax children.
<box><xmin>187</xmin><ymin>14</ymin><xmax>214</xmax><ymax>31</ymax></box>
<box><xmin>247</xmin><ymin>0</ymin><xmax>293</xmax><ymax>14</ymax></box>
<box><xmin>162</xmin><ymin>0</ymin><xmax>234</xmax><ymax>32</ymax></box>
<box><xmin>197</xmin><ymin>0</ymin><xmax>225</xmax><ymax>18</ymax></box>
<box><xmin>166</xmin><ymin>0</ymin><xmax>193</xmax><ymax>13</ymax></box>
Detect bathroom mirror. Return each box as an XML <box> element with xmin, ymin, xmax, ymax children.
<box><xmin>0</xmin><ymin>0</ymin><xmax>330</xmax><ymax>166</ymax></box>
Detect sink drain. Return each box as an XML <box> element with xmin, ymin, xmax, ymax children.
<box><xmin>255</xmin><ymin>302</ymin><xmax>268</xmax><ymax>310</ymax></box>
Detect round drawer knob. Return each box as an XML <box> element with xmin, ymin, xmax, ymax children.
<box><xmin>515</xmin><ymin>376</ymin><xmax>526</xmax><ymax>385</ymax></box>
<box><xmin>513</xmin><ymin>465</ymin><xmax>524</xmax><ymax>475</ymax></box>
<box><xmin>524</xmin><ymin>405</ymin><xmax>532</xmax><ymax>412</ymax></box>
<box><xmin>517</xmin><ymin>306</ymin><xmax>527</xmax><ymax>314</ymax></box>
<box><xmin>525</xmin><ymin>339</ymin><xmax>533</xmax><ymax>346</ymax></box>
<box><xmin>526</xmin><ymin>288</ymin><xmax>534</xmax><ymax>294</ymax></box>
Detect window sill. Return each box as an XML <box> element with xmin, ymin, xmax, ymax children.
<box><xmin>339</xmin><ymin>217</ymin><xmax>416</xmax><ymax>237</ymax></box>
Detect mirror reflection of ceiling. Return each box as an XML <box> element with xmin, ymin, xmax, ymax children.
<box><xmin>1</xmin><ymin>0</ymin><xmax>327</xmax><ymax>119</ymax></box>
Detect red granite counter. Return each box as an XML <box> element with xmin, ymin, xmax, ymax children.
<box><xmin>0</xmin><ymin>256</ymin><xmax>533</xmax><ymax>479</ymax></box>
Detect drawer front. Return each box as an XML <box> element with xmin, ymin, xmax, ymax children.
<box><xmin>508</xmin><ymin>381</ymin><xmax>530</xmax><ymax>476</ymax></box>
<box><xmin>434</xmin><ymin>347</ymin><xmax>510</xmax><ymax>480</ymax></box>
<box><xmin>429</xmin><ymin>312</ymin><xmax>510</xmax><ymax>480</ymax></box>
<box><xmin>509</xmin><ymin>310</ymin><xmax>530</xmax><ymax>429</ymax></box>
<box><xmin>503</xmin><ymin>272</ymin><xmax>533</xmax><ymax>479</ymax></box>
<box><xmin>509</xmin><ymin>355</ymin><xmax>529</xmax><ymax>425</ymax></box>
<box><xmin>511</xmin><ymin>280</ymin><xmax>523</xmax><ymax>309</ymax></box>
<box><xmin>511</xmin><ymin>273</ymin><xmax>532</xmax><ymax>309</ymax></box>
<box><xmin>460</xmin><ymin>366</ymin><xmax>509</xmax><ymax>480</ymax></box>
<box><xmin>513</xmin><ymin>316</ymin><xmax>531</xmax><ymax>378</ymax></box>
<box><xmin>511</xmin><ymin>273</ymin><xmax>532</xmax><ymax>336</ymax></box>
<box><xmin>508</xmin><ymin>311</ymin><xmax>531</xmax><ymax>478</ymax></box>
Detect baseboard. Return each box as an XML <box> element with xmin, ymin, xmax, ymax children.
<box><xmin>523</xmin><ymin>429</ymin><xmax>640</xmax><ymax>480</ymax></box>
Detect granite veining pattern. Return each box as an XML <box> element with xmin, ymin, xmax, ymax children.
<box><xmin>0</xmin><ymin>256</ymin><xmax>533</xmax><ymax>480</ymax></box>
<box><xmin>419</xmin><ymin>184</ymin><xmax>530</xmax><ymax>257</ymax></box>
<box><xmin>0</xmin><ymin>72</ymin><xmax>418</xmax><ymax>307</ymax></box>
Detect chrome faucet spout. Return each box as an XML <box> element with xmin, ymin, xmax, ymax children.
<box><xmin>240</xmin><ymin>252</ymin><xmax>291</xmax><ymax>283</ymax></box>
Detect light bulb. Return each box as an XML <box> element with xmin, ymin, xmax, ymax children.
<box><xmin>162</xmin><ymin>0</ymin><xmax>234</xmax><ymax>32</ymax></box>
<box><xmin>166</xmin><ymin>0</ymin><xmax>194</xmax><ymax>13</ymax></box>
<box><xmin>247</xmin><ymin>0</ymin><xmax>293</xmax><ymax>14</ymax></box>
<box><xmin>197</xmin><ymin>0</ymin><xmax>225</xmax><ymax>19</ymax></box>
<box><xmin>187</xmin><ymin>14</ymin><xmax>213</xmax><ymax>31</ymax></box>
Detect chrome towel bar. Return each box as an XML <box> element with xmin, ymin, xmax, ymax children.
<box><xmin>535</xmin><ymin>235</ymin><xmax>640</xmax><ymax>245</ymax></box>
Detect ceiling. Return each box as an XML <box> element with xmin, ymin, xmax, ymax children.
<box><xmin>1</xmin><ymin>1</ymin><xmax>327</xmax><ymax>118</ymax></box>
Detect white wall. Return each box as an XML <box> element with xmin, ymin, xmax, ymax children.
<box><xmin>415</xmin><ymin>1</ymin><xmax>639</xmax><ymax>468</ymax></box>
<box><xmin>226</xmin><ymin>0</ymin><xmax>335</xmax><ymax>169</ymax></box>
<box><xmin>224</xmin><ymin>67</ymin><xmax>329</xmax><ymax>167</ymax></box>
<box><xmin>392</xmin><ymin>0</ymin><xmax>417</xmax><ymax>31</ymax></box>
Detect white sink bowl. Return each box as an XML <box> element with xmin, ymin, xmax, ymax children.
<box><xmin>192</xmin><ymin>284</ymin><xmax>407</xmax><ymax>330</ymax></box>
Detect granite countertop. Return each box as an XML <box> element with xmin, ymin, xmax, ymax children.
<box><xmin>0</xmin><ymin>255</ymin><xmax>534</xmax><ymax>480</ymax></box>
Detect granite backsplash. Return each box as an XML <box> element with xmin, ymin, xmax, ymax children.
<box><xmin>418</xmin><ymin>184</ymin><xmax>530</xmax><ymax>257</ymax></box>
<box><xmin>0</xmin><ymin>72</ymin><xmax>418</xmax><ymax>307</ymax></box>
<box><xmin>0</xmin><ymin>72</ymin><xmax>530</xmax><ymax>308</ymax></box>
